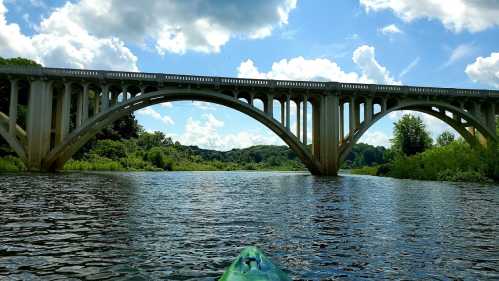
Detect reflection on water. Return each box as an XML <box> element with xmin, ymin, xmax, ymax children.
<box><xmin>0</xmin><ymin>172</ymin><xmax>498</xmax><ymax>280</ymax></box>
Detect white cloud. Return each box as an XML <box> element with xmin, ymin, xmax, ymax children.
<box><xmin>160</xmin><ymin>102</ymin><xmax>173</xmax><ymax>108</ymax></box>
<box><xmin>193</xmin><ymin>101</ymin><xmax>217</xmax><ymax>111</ymax></box>
<box><xmin>465</xmin><ymin>52</ymin><xmax>499</xmax><ymax>88</ymax></box>
<box><xmin>238</xmin><ymin>45</ymin><xmax>400</xmax><ymax>85</ymax></box>
<box><xmin>359</xmin><ymin>131</ymin><xmax>391</xmax><ymax>147</ymax></box>
<box><xmin>34</xmin><ymin>0</ymin><xmax>296</xmax><ymax>56</ymax></box>
<box><xmin>360</xmin><ymin>0</ymin><xmax>499</xmax><ymax>33</ymax></box>
<box><xmin>0</xmin><ymin>0</ymin><xmax>138</xmax><ymax>70</ymax></box>
<box><xmin>136</xmin><ymin>107</ymin><xmax>174</xmax><ymax>126</ymax></box>
<box><xmin>400</xmin><ymin>57</ymin><xmax>420</xmax><ymax>78</ymax></box>
<box><xmin>379</xmin><ymin>24</ymin><xmax>403</xmax><ymax>35</ymax></box>
<box><xmin>353</xmin><ymin>45</ymin><xmax>401</xmax><ymax>85</ymax></box>
<box><xmin>177</xmin><ymin>113</ymin><xmax>283</xmax><ymax>150</ymax></box>
<box><xmin>443</xmin><ymin>43</ymin><xmax>476</xmax><ymax>68</ymax></box>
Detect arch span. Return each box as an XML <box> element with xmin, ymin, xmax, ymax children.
<box><xmin>43</xmin><ymin>89</ymin><xmax>321</xmax><ymax>174</ymax></box>
<box><xmin>0</xmin><ymin>124</ymin><xmax>27</xmax><ymax>161</ymax></box>
<box><xmin>339</xmin><ymin>100</ymin><xmax>497</xmax><ymax>163</ymax></box>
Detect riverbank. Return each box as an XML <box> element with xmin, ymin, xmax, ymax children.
<box><xmin>352</xmin><ymin>141</ymin><xmax>498</xmax><ymax>183</ymax></box>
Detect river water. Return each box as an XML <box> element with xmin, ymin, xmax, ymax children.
<box><xmin>0</xmin><ymin>172</ymin><xmax>498</xmax><ymax>280</ymax></box>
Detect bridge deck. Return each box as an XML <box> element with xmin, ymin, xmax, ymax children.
<box><xmin>0</xmin><ymin>66</ymin><xmax>498</xmax><ymax>98</ymax></box>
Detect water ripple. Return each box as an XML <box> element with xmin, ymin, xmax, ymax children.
<box><xmin>0</xmin><ymin>172</ymin><xmax>498</xmax><ymax>280</ymax></box>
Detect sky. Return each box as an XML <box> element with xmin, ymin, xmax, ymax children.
<box><xmin>1</xmin><ymin>0</ymin><xmax>498</xmax><ymax>150</ymax></box>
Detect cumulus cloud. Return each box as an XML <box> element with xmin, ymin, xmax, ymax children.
<box><xmin>379</xmin><ymin>24</ymin><xmax>403</xmax><ymax>35</ymax></box>
<box><xmin>178</xmin><ymin>114</ymin><xmax>283</xmax><ymax>150</ymax></box>
<box><xmin>0</xmin><ymin>0</ymin><xmax>138</xmax><ymax>70</ymax></box>
<box><xmin>0</xmin><ymin>0</ymin><xmax>297</xmax><ymax>69</ymax></box>
<box><xmin>360</xmin><ymin>0</ymin><xmax>499</xmax><ymax>33</ymax></box>
<box><xmin>359</xmin><ymin>131</ymin><xmax>391</xmax><ymax>147</ymax></box>
<box><xmin>238</xmin><ymin>45</ymin><xmax>400</xmax><ymax>85</ymax></box>
<box><xmin>36</xmin><ymin>0</ymin><xmax>297</xmax><ymax>55</ymax></box>
<box><xmin>465</xmin><ymin>52</ymin><xmax>499</xmax><ymax>88</ymax></box>
<box><xmin>136</xmin><ymin>108</ymin><xmax>175</xmax><ymax>126</ymax></box>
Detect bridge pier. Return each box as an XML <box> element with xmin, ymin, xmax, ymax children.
<box><xmin>317</xmin><ymin>94</ymin><xmax>340</xmax><ymax>175</ymax></box>
<box><xmin>26</xmin><ymin>80</ymin><xmax>53</xmax><ymax>171</ymax></box>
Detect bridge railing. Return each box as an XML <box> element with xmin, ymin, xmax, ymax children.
<box><xmin>0</xmin><ymin>65</ymin><xmax>498</xmax><ymax>97</ymax></box>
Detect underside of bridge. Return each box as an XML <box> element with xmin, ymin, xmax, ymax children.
<box><xmin>0</xmin><ymin>66</ymin><xmax>498</xmax><ymax>176</ymax></box>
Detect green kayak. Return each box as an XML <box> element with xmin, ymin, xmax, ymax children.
<box><xmin>219</xmin><ymin>246</ymin><xmax>291</xmax><ymax>281</ymax></box>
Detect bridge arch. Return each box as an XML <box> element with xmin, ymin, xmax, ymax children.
<box><xmin>43</xmin><ymin>89</ymin><xmax>321</xmax><ymax>174</ymax></box>
<box><xmin>339</xmin><ymin>100</ymin><xmax>497</xmax><ymax>163</ymax></box>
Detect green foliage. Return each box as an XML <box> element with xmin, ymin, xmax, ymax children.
<box><xmin>436</xmin><ymin>131</ymin><xmax>455</xmax><ymax>147</ymax></box>
<box><xmin>90</xmin><ymin>140</ymin><xmax>127</xmax><ymax>161</ymax></box>
<box><xmin>0</xmin><ymin>156</ymin><xmax>25</xmax><ymax>172</ymax></box>
<box><xmin>343</xmin><ymin>143</ymin><xmax>389</xmax><ymax>168</ymax></box>
<box><xmin>351</xmin><ymin>166</ymin><xmax>379</xmax><ymax>176</ymax></box>
<box><xmin>392</xmin><ymin>114</ymin><xmax>433</xmax><ymax>156</ymax></box>
<box><xmin>138</xmin><ymin>131</ymin><xmax>173</xmax><ymax>150</ymax></box>
<box><xmin>384</xmin><ymin>141</ymin><xmax>491</xmax><ymax>182</ymax></box>
<box><xmin>0</xmin><ymin>57</ymin><xmax>40</xmax><ymax>66</ymax></box>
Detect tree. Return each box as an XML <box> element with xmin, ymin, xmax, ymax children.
<box><xmin>138</xmin><ymin>131</ymin><xmax>173</xmax><ymax>150</ymax></box>
<box><xmin>436</xmin><ymin>131</ymin><xmax>455</xmax><ymax>146</ymax></box>
<box><xmin>391</xmin><ymin>114</ymin><xmax>433</xmax><ymax>156</ymax></box>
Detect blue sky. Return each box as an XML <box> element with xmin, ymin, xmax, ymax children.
<box><xmin>1</xmin><ymin>0</ymin><xmax>498</xmax><ymax>150</ymax></box>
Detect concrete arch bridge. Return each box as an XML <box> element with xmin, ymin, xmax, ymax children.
<box><xmin>0</xmin><ymin>66</ymin><xmax>498</xmax><ymax>176</ymax></box>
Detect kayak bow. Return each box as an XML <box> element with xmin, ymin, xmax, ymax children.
<box><xmin>219</xmin><ymin>246</ymin><xmax>291</xmax><ymax>281</ymax></box>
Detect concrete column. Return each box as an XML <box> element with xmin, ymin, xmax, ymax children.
<box><xmin>473</xmin><ymin>102</ymin><xmax>482</xmax><ymax>121</ymax></box>
<box><xmin>296</xmin><ymin>100</ymin><xmax>301</xmax><ymax>140</ymax></box>
<box><xmin>319</xmin><ymin>94</ymin><xmax>340</xmax><ymax>175</ymax></box>
<box><xmin>285</xmin><ymin>95</ymin><xmax>291</xmax><ymax>130</ymax></box>
<box><xmin>94</xmin><ymin>92</ymin><xmax>100</xmax><ymax>114</ymax></box>
<box><xmin>249</xmin><ymin>93</ymin><xmax>254</xmax><ymax>106</ymax></box>
<box><xmin>303</xmin><ymin>95</ymin><xmax>308</xmax><ymax>145</ymax></box>
<box><xmin>8</xmin><ymin>80</ymin><xmax>18</xmax><ymax>136</ymax></box>
<box><xmin>140</xmin><ymin>86</ymin><xmax>146</xmax><ymax>96</ymax></box>
<box><xmin>339</xmin><ymin>101</ymin><xmax>344</xmax><ymax>143</ymax></box>
<box><xmin>381</xmin><ymin>98</ymin><xmax>387</xmax><ymax>113</ymax></box>
<box><xmin>101</xmin><ymin>85</ymin><xmax>110</xmax><ymax>110</ymax></box>
<box><xmin>76</xmin><ymin>87</ymin><xmax>83</xmax><ymax>127</ymax></box>
<box><xmin>111</xmin><ymin>92</ymin><xmax>118</xmax><ymax>106</ymax></box>
<box><xmin>280</xmin><ymin>99</ymin><xmax>285</xmax><ymax>125</ymax></box>
<box><xmin>312</xmin><ymin>98</ymin><xmax>321</xmax><ymax>157</ymax></box>
<box><xmin>264</xmin><ymin>94</ymin><xmax>273</xmax><ymax>117</ymax></box>
<box><xmin>122</xmin><ymin>86</ymin><xmax>128</xmax><ymax>102</ymax></box>
<box><xmin>26</xmin><ymin>80</ymin><xmax>53</xmax><ymax>170</ymax></box>
<box><xmin>56</xmin><ymin>82</ymin><xmax>72</xmax><ymax>144</ymax></box>
<box><xmin>82</xmin><ymin>83</ymin><xmax>89</xmax><ymax>122</ymax></box>
<box><xmin>365</xmin><ymin>97</ymin><xmax>373</xmax><ymax>123</ymax></box>
<box><xmin>349</xmin><ymin>97</ymin><xmax>356</xmax><ymax>140</ymax></box>
<box><xmin>354</xmin><ymin>100</ymin><xmax>360</xmax><ymax>129</ymax></box>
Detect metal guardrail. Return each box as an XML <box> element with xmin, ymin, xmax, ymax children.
<box><xmin>0</xmin><ymin>65</ymin><xmax>498</xmax><ymax>97</ymax></box>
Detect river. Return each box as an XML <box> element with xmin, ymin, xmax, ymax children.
<box><xmin>0</xmin><ymin>172</ymin><xmax>498</xmax><ymax>280</ymax></box>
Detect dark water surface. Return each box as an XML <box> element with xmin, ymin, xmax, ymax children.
<box><xmin>0</xmin><ymin>172</ymin><xmax>498</xmax><ymax>280</ymax></box>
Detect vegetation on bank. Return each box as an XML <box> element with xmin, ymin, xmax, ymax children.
<box><xmin>352</xmin><ymin>114</ymin><xmax>499</xmax><ymax>183</ymax></box>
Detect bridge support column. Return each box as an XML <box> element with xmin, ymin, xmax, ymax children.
<box><xmin>101</xmin><ymin>85</ymin><xmax>110</xmax><ymax>110</ymax></box>
<box><xmin>303</xmin><ymin>95</ymin><xmax>308</xmax><ymax>145</ymax></box>
<box><xmin>55</xmin><ymin>82</ymin><xmax>72</xmax><ymax>145</ymax></box>
<box><xmin>82</xmin><ymin>83</ymin><xmax>89</xmax><ymax>123</ymax></box>
<box><xmin>280</xmin><ymin>100</ymin><xmax>285</xmax><ymax>125</ymax></box>
<box><xmin>8</xmin><ymin>80</ymin><xmax>18</xmax><ymax>136</ymax></box>
<box><xmin>365</xmin><ymin>97</ymin><xmax>373</xmax><ymax>123</ymax></box>
<box><xmin>122</xmin><ymin>86</ymin><xmax>128</xmax><ymax>102</ymax></box>
<box><xmin>318</xmin><ymin>94</ymin><xmax>339</xmax><ymax>175</ymax></box>
<box><xmin>339</xmin><ymin>101</ymin><xmax>344</xmax><ymax>143</ymax></box>
<box><xmin>349</xmin><ymin>97</ymin><xmax>356</xmax><ymax>140</ymax></box>
<box><xmin>264</xmin><ymin>95</ymin><xmax>273</xmax><ymax>117</ymax></box>
<box><xmin>76</xmin><ymin>89</ymin><xmax>83</xmax><ymax>127</ymax></box>
<box><xmin>296</xmin><ymin>100</ymin><xmax>301</xmax><ymax>140</ymax></box>
<box><xmin>285</xmin><ymin>95</ymin><xmax>291</xmax><ymax>130</ymax></box>
<box><xmin>26</xmin><ymin>80</ymin><xmax>53</xmax><ymax>171</ymax></box>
